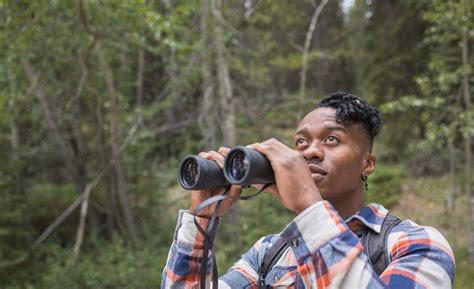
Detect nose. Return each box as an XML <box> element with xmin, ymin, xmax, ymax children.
<box><xmin>302</xmin><ymin>142</ymin><xmax>324</xmax><ymax>161</ymax></box>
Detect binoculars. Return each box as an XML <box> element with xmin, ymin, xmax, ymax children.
<box><xmin>178</xmin><ymin>146</ymin><xmax>275</xmax><ymax>190</ymax></box>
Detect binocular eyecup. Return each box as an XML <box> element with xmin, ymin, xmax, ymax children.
<box><xmin>178</xmin><ymin>155</ymin><xmax>229</xmax><ymax>190</ymax></box>
<box><xmin>178</xmin><ymin>146</ymin><xmax>275</xmax><ymax>190</ymax></box>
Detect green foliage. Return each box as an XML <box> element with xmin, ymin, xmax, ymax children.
<box><xmin>380</xmin><ymin>95</ymin><xmax>464</xmax><ymax>175</ymax></box>
<box><xmin>366</xmin><ymin>165</ymin><xmax>404</xmax><ymax>209</ymax></box>
<box><xmin>453</xmin><ymin>247</ymin><xmax>474</xmax><ymax>289</ymax></box>
<box><xmin>348</xmin><ymin>0</ymin><xmax>431</xmax><ymax>163</ymax></box>
<box><xmin>239</xmin><ymin>192</ymin><xmax>294</xmax><ymax>246</ymax></box>
<box><xmin>0</xmin><ymin>0</ymin><xmax>472</xmax><ymax>286</ymax></box>
<box><xmin>38</xmin><ymin>236</ymin><xmax>165</xmax><ymax>289</ymax></box>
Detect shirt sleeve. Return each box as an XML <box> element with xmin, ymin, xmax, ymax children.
<box><xmin>161</xmin><ymin>210</ymin><xmax>277</xmax><ymax>289</ymax></box>
<box><xmin>161</xmin><ymin>210</ymin><xmax>259</xmax><ymax>289</ymax></box>
<box><xmin>161</xmin><ymin>210</ymin><xmax>216</xmax><ymax>289</ymax></box>
<box><xmin>278</xmin><ymin>200</ymin><xmax>456</xmax><ymax>288</ymax></box>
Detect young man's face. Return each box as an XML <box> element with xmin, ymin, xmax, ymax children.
<box><xmin>293</xmin><ymin>107</ymin><xmax>375</xmax><ymax>204</ymax></box>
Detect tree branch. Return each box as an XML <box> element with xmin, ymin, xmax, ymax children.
<box><xmin>298</xmin><ymin>0</ymin><xmax>329</xmax><ymax>121</ymax></box>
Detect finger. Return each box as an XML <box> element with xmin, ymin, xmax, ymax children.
<box><xmin>263</xmin><ymin>184</ymin><xmax>278</xmax><ymax>195</ymax></box>
<box><xmin>252</xmin><ymin>183</ymin><xmax>277</xmax><ymax>195</ymax></box>
<box><xmin>252</xmin><ymin>184</ymin><xmax>264</xmax><ymax>190</ymax></box>
<box><xmin>217</xmin><ymin>146</ymin><xmax>230</xmax><ymax>156</ymax></box>
<box><xmin>260</xmin><ymin>138</ymin><xmax>287</xmax><ymax>150</ymax></box>
<box><xmin>228</xmin><ymin>185</ymin><xmax>242</xmax><ymax>197</ymax></box>
<box><xmin>247</xmin><ymin>142</ymin><xmax>271</xmax><ymax>157</ymax></box>
<box><xmin>249</xmin><ymin>138</ymin><xmax>276</xmax><ymax>150</ymax></box>
<box><xmin>246</xmin><ymin>142</ymin><xmax>260</xmax><ymax>150</ymax></box>
<box><xmin>198</xmin><ymin>152</ymin><xmax>211</xmax><ymax>159</ymax></box>
<box><xmin>227</xmin><ymin>185</ymin><xmax>242</xmax><ymax>206</ymax></box>
<box><xmin>207</xmin><ymin>150</ymin><xmax>225</xmax><ymax>168</ymax></box>
<box><xmin>248</xmin><ymin>139</ymin><xmax>288</xmax><ymax>160</ymax></box>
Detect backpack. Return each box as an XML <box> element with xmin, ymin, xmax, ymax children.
<box><xmin>257</xmin><ymin>214</ymin><xmax>401</xmax><ymax>288</ymax></box>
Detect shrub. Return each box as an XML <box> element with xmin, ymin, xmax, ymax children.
<box><xmin>36</xmin><ymin>235</ymin><xmax>167</xmax><ymax>289</ymax></box>
<box><xmin>366</xmin><ymin>164</ymin><xmax>404</xmax><ymax>208</ymax></box>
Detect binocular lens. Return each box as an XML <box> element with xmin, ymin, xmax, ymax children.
<box><xmin>183</xmin><ymin>158</ymin><xmax>199</xmax><ymax>187</ymax></box>
<box><xmin>230</xmin><ymin>151</ymin><xmax>249</xmax><ymax>181</ymax></box>
<box><xmin>224</xmin><ymin>146</ymin><xmax>274</xmax><ymax>185</ymax></box>
<box><xmin>178</xmin><ymin>155</ymin><xmax>229</xmax><ymax>190</ymax></box>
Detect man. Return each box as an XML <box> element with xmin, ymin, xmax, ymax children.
<box><xmin>162</xmin><ymin>92</ymin><xmax>455</xmax><ymax>288</ymax></box>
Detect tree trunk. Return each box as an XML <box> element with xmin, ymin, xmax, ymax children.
<box><xmin>163</xmin><ymin>0</ymin><xmax>180</xmax><ymax>125</ymax></box>
<box><xmin>199</xmin><ymin>0</ymin><xmax>217</xmax><ymax>150</ymax></box>
<box><xmin>211</xmin><ymin>0</ymin><xmax>241</xmax><ymax>246</ymax></box>
<box><xmin>23</xmin><ymin>62</ymin><xmax>84</xmax><ymax>193</ymax></box>
<box><xmin>448</xmin><ymin>127</ymin><xmax>456</xmax><ymax>213</ymax></box>
<box><xmin>10</xmin><ymin>114</ymin><xmax>22</xmax><ymax>195</ymax></box>
<box><xmin>8</xmin><ymin>80</ymin><xmax>23</xmax><ymax>196</ymax></box>
<box><xmin>97</xmin><ymin>42</ymin><xmax>139</xmax><ymax>244</ymax></box>
<box><xmin>213</xmin><ymin>0</ymin><xmax>236</xmax><ymax>147</ymax></box>
<box><xmin>71</xmin><ymin>183</ymin><xmax>92</xmax><ymax>262</ymax></box>
<box><xmin>93</xmin><ymin>88</ymin><xmax>126</xmax><ymax>237</ymax></box>
<box><xmin>447</xmin><ymin>125</ymin><xmax>458</xmax><ymax>248</ymax></box>
<box><xmin>461</xmin><ymin>10</ymin><xmax>473</xmax><ymax>262</ymax></box>
<box><xmin>136</xmin><ymin>47</ymin><xmax>145</xmax><ymax>127</ymax></box>
<box><xmin>22</xmin><ymin>61</ymin><xmax>100</xmax><ymax>230</ymax></box>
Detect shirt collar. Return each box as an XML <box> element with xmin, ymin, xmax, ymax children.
<box><xmin>344</xmin><ymin>203</ymin><xmax>389</xmax><ymax>234</ymax></box>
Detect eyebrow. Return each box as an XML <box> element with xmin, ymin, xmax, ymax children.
<box><xmin>324</xmin><ymin>125</ymin><xmax>346</xmax><ymax>132</ymax></box>
<box><xmin>295</xmin><ymin>125</ymin><xmax>346</xmax><ymax>136</ymax></box>
<box><xmin>295</xmin><ymin>127</ymin><xmax>309</xmax><ymax>136</ymax></box>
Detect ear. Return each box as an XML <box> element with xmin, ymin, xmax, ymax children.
<box><xmin>362</xmin><ymin>153</ymin><xmax>376</xmax><ymax>177</ymax></box>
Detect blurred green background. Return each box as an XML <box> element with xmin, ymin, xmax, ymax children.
<box><xmin>0</xmin><ymin>0</ymin><xmax>473</xmax><ymax>288</ymax></box>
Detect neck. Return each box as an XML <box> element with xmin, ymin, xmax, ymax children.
<box><xmin>329</xmin><ymin>190</ymin><xmax>365</xmax><ymax>220</ymax></box>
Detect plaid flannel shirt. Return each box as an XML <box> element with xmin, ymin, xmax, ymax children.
<box><xmin>161</xmin><ymin>201</ymin><xmax>455</xmax><ymax>288</ymax></box>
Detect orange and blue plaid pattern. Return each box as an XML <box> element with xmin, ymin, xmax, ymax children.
<box><xmin>162</xmin><ymin>201</ymin><xmax>455</xmax><ymax>288</ymax></box>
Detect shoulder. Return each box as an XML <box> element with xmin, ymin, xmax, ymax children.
<box><xmin>387</xmin><ymin>218</ymin><xmax>453</xmax><ymax>257</ymax></box>
<box><xmin>386</xmin><ymin>218</ymin><xmax>455</xmax><ymax>278</ymax></box>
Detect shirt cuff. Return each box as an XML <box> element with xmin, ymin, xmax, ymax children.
<box><xmin>280</xmin><ymin>201</ymin><xmax>349</xmax><ymax>259</ymax></box>
<box><xmin>174</xmin><ymin>210</ymin><xmax>219</xmax><ymax>249</ymax></box>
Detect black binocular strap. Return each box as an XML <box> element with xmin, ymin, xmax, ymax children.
<box><xmin>193</xmin><ymin>184</ymin><xmax>271</xmax><ymax>289</ymax></box>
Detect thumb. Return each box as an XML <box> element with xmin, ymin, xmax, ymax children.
<box><xmin>228</xmin><ymin>185</ymin><xmax>242</xmax><ymax>199</ymax></box>
<box><xmin>252</xmin><ymin>183</ymin><xmax>278</xmax><ymax>195</ymax></box>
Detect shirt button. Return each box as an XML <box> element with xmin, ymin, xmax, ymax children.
<box><xmin>274</xmin><ymin>275</ymin><xmax>279</xmax><ymax>283</ymax></box>
<box><xmin>291</xmin><ymin>238</ymin><xmax>299</xmax><ymax>247</ymax></box>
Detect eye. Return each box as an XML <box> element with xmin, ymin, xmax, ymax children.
<box><xmin>325</xmin><ymin>135</ymin><xmax>339</xmax><ymax>144</ymax></box>
<box><xmin>295</xmin><ymin>138</ymin><xmax>308</xmax><ymax>147</ymax></box>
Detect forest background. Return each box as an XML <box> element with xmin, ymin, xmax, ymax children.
<box><xmin>0</xmin><ymin>0</ymin><xmax>473</xmax><ymax>288</ymax></box>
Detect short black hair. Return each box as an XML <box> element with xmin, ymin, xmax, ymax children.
<box><xmin>314</xmin><ymin>92</ymin><xmax>381</xmax><ymax>139</ymax></box>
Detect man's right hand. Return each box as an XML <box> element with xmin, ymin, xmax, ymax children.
<box><xmin>189</xmin><ymin>147</ymin><xmax>242</xmax><ymax>218</ymax></box>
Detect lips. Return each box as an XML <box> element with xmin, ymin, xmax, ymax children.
<box><xmin>307</xmin><ymin>164</ymin><xmax>327</xmax><ymax>183</ymax></box>
<box><xmin>308</xmin><ymin>164</ymin><xmax>327</xmax><ymax>175</ymax></box>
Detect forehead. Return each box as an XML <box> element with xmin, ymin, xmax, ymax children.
<box><xmin>297</xmin><ymin>107</ymin><xmax>339</xmax><ymax>131</ymax></box>
<box><xmin>296</xmin><ymin>107</ymin><xmax>369</xmax><ymax>139</ymax></box>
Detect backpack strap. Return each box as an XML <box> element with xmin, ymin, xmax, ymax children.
<box><xmin>257</xmin><ymin>214</ymin><xmax>402</xmax><ymax>287</ymax></box>
<box><xmin>362</xmin><ymin>214</ymin><xmax>401</xmax><ymax>276</ymax></box>
<box><xmin>257</xmin><ymin>237</ymin><xmax>289</xmax><ymax>289</ymax></box>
